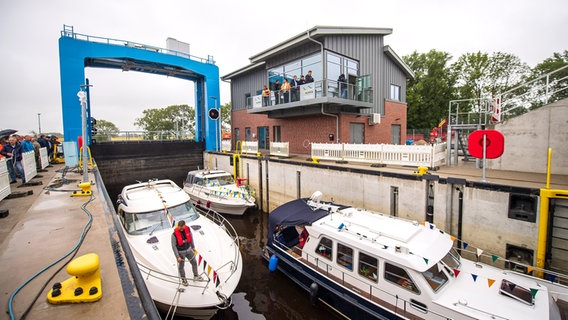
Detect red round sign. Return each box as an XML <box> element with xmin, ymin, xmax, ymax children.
<box><xmin>467</xmin><ymin>130</ymin><xmax>504</xmax><ymax>159</ymax></box>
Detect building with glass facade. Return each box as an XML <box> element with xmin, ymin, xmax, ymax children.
<box><xmin>221</xmin><ymin>26</ymin><xmax>414</xmax><ymax>154</ymax></box>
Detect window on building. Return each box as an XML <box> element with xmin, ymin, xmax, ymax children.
<box><xmin>234</xmin><ymin>128</ymin><xmax>240</xmax><ymax>142</ymax></box>
<box><xmin>358</xmin><ymin>252</ymin><xmax>378</xmax><ymax>282</ymax></box>
<box><xmin>316</xmin><ymin>237</ymin><xmax>333</xmax><ymax>260</ymax></box>
<box><xmin>384</xmin><ymin>263</ymin><xmax>420</xmax><ymax>294</ymax></box>
<box><xmin>336</xmin><ymin>243</ymin><xmax>353</xmax><ymax>271</ymax></box>
<box><xmin>273</xmin><ymin>125</ymin><xmax>281</xmax><ymax>142</ymax></box>
<box><xmin>268</xmin><ymin>53</ymin><xmax>322</xmax><ymax>93</ymax></box>
<box><xmin>245</xmin><ymin>93</ymin><xmax>251</xmax><ymax>108</ymax></box>
<box><xmin>245</xmin><ymin>127</ymin><xmax>251</xmax><ymax>141</ymax></box>
<box><xmin>258</xmin><ymin>126</ymin><xmax>269</xmax><ymax>149</ymax></box>
<box><xmin>350</xmin><ymin>123</ymin><xmax>364</xmax><ymax>144</ymax></box>
<box><xmin>390</xmin><ymin>84</ymin><xmax>401</xmax><ymax>101</ymax></box>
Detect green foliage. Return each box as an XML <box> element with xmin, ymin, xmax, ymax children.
<box><xmin>403</xmin><ymin>50</ymin><xmax>456</xmax><ymax>129</ymax></box>
<box><xmin>134</xmin><ymin>104</ymin><xmax>195</xmax><ymax>139</ymax></box>
<box><xmin>528</xmin><ymin>50</ymin><xmax>568</xmax><ymax>109</ymax></box>
<box><xmin>220</xmin><ymin>102</ymin><xmax>232</xmax><ymax>128</ymax></box>
<box><xmin>95</xmin><ymin>119</ymin><xmax>120</xmax><ymax>141</ymax></box>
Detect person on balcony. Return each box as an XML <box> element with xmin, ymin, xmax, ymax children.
<box><xmin>290</xmin><ymin>75</ymin><xmax>300</xmax><ymax>102</ymax></box>
<box><xmin>305</xmin><ymin>70</ymin><xmax>314</xmax><ymax>83</ymax></box>
<box><xmin>281</xmin><ymin>79</ymin><xmax>291</xmax><ymax>103</ymax></box>
<box><xmin>338</xmin><ymin>74</ymin><xmax>347</xmax><ymax>98</ymax></box>
<box><xmin>262</xmin><ymin>85</ymin><xmax>271</xmax><ymax>106</ymax></box>
<box><xmin>272</xmin><ymin>80</ymin><xmax>281</xmax><ymax>105</ymax></box>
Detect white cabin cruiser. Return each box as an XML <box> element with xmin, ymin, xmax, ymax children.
<box><xmin>183</xmin><ymin>169</ymin><xmax>256</xmax><ymax>216</ymax></box>
<box><xmin>264</xmin><ymin>192</ymin><xmax>568</xmax><ymax>320</ymax></box>
<box><xmin>116</xmin><ymin>179</ymin><xmax>243</xmax><ymax>319</ymax></box>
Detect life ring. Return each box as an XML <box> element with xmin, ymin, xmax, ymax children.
<box><xmin>467</xmin><ymin>130</ymin><xmax>504</xmax><ymax>159</ymax></box>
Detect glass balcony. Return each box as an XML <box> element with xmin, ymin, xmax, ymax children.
<box><xmin>247</xmin><ymin>79</ymin><xmax>373</xmax><ymax>117</ymax></box>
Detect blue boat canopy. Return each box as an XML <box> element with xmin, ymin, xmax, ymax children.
<box><xmin>268</xmin><ymin>198</ymin><xmax>348</xmax><ymax>244</ymax></box>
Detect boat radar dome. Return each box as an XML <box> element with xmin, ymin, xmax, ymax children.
<box><xmin>309</xmin><ymin>191</ymin><xmax>323</xmax><ymax>203</ymax></box>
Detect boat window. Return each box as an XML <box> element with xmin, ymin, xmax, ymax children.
<box><xmin>358</xmin><ymin>252</ymin><xmax>379</xmax><ymax>282</ymax></box>
<box><xmin>499</xmin><ymin>279</ymin><xmax>534</xmax><ymax>305</ymax></box>
<box><xmin>441</xmin><ymin>248</ymin><xmax>461</xmax><ymax>270</ymax></box>
<box><xmin>216</xmin><ymin>175</ymin><xmax>235</xmax><ymax>186</ymax></box>
<box><xmin>384</xmin><ymin>263</ymin><xmax>420</xmax><ymax>294</ymax></box>
<box><xmin>421</xmin><ymin>264</ymin><xmax>449</xmax><ymax>292</ymax></box>
<box><xmin>185</xmin><ymin>174</ymin><xmax>194</xmax><ymax>184</ymax></box>
<box><xmin>316</xmin><ymin>237</ymin><xmax>333</xmax><ymax>260</ymax></box>
<box><xmin>124</xmin><ymin>201</ymin><xmax>199</xmax><ymax>235</ymax></box>
<box><xmin>195</xmin><ymin>178</ymin><xmax>204</xmax><ymax>186</ymax></box>
<box><xmin>337</xmin><ymin>243</ymin><xmax>354</xmax><ymax>271</ymax></box>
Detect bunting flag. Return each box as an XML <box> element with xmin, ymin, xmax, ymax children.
<box><xmin>476</xmin><ymin>248</ymin><xmax>483</xmax><ymax>258</ymax></box>
<box><xmin>193</xmin><ymin>249</ymin><xmax>222</xmax><ymax>287</ymax></box>
<box><xmin>527</xmin><ymin>266</ymin><xmax>534</xmax><ymax>273</ymax></box>
<box><xmin>450</xmin><ymin>235</ymin><xmax>456</xmax><ymax>242</ymax></box>
<box><xmin>437</xmin><ymin>263</ymin><xmax>444</xmax><ymax>273</ymax></box>
<box><xmin>453</xmin><ymin>269</ymin><xmax>461</xmax><ymax>277</ymax></box>
<box><xmin>156</xmin><ymin>189</ymin><xmax>175</xmax><ymax>227</ymax></box>
<box><xmin>423</xmin><ymin>257</ymin><xmax>429</xmax><ymax>265</ymax></box>
<box><xmin>438</xmin><ymin>118</ymin><xmax>447</xmax><ymax>128</ymax></box>
<box><xmin>491</xmin><ymin>255</ymin><xmax>499</xmax><ymax>263</ymax></box>
<box><xmin>471</xmin><ymin>274</ymin><xmax>478</xmax><ymax>282</ymax></box>
<box><xmin>463</xmin><ymin>242</ymin><xmax>469</xmax><ymax>250</ymax></box>
<box><xmin>530</xmin><ymin>288</ymin><xmax>539</xmax><ymax>299</ymax></box>
<box><xmin>487</xmin><ymin>278</ymin><xmax>496</xmax><ymax>287</ymax></box>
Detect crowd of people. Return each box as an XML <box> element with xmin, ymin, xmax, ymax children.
<box><xmin>262</xmin><ymin>70</ymin><xmax>315</xmax><ymax>107</ymax></box>
<box><xmin>0</xmin><ymin>133</ymin><xmax>60</xmax><ymax>184</ymax></box>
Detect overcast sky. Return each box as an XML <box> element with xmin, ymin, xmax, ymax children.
<box><xmin>1</xmin><ymin>0</ymin><xmax>566</xmax><ymax>134</ymax></box>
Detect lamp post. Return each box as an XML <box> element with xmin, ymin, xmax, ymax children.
<box><xmin>37</xmin><ymin>113</ymin><xmax>42</xmax><ymax>134</ymax></box>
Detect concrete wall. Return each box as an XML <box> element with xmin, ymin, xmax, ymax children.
<box><xmin>205</xmin><ymin>152</ymin><xmax>540</xmax><ymax>261</ymax></box>
<box><xmin>487</xmin><ymin>98</ymin><xmax>568</xmax><ymax>175</ymax></box>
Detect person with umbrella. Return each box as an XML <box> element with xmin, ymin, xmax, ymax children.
<box><xmin>1</xmin><ymin>135</ymin><xmax>25</xmax><ymax>184</ymax></box>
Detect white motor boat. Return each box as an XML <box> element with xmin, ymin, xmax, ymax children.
<box><xmin>265</xmin><ymin>191</ymin><xmax>568</xmax><ymax>320</ymax></box>
<box><xmin>183</xmin><ymin>169</ymin><xmax>256</xmax><ymax>216</ymax></box>
<box><xmin>116</xmin><ymin>179</ymin><xmax>243</xmax><ymax>319</ymax></box>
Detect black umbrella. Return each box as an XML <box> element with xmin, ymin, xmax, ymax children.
<box><xmin>0</xmin><ymin>129</ymin><xmax>17</xmax><ymax>140</ymax></box>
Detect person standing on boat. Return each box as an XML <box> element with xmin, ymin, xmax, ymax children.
<box><xmin>172</xmin><ymin>220</ymin><xmax>201</xmax><ymax>286</ymax></box>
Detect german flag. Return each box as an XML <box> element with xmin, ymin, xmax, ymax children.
<box><xmin>438</xmin><ymin>118</ymin><xmax>447</xmax><ymax>128</ymax></box>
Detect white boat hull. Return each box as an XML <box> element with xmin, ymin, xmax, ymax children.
<box><xmin>185</xmin><ymin>189</ymin><xmax>255</xmax><ymax>216</ymax></box>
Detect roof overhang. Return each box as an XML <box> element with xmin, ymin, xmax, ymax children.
<box><xmin>221</xmin><ymin>61</ymin><xmax>265</xmax><ymax>81</ymax></box>
<box><xmin>249</xmin><ymin>26</ymin><xmax>393</xmax><ymax>64</ymax></box>
<box><xmin>384</xmin><ymin>45</ymin><xmax>415</xmax><ymax>80</ymax></box>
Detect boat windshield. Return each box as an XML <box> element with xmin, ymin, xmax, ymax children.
<box><xmin>206</xmin><ymin>174</ymin><xmax>235</xmax><ymax>186</ymax></box>
<box><xmin>124</xmin><ymin>201</ymin><xmax>199</xmax><ymax>235</ymax></box>
<box><xmin>422</xmin><ymin>264</ymin><xmax>449</xmax><ymax>292</ymax></box>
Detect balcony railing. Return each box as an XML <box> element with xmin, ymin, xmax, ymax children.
<box><xmin>247</xmin><ymin>79</ymin><xmax>373</xmax><ymax>109</ymax></box>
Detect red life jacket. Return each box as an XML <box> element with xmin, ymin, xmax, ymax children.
<box><xmin>174</xmin><ymin>226</ymin><xmax>192</xmax><ymax>250</ymax></box>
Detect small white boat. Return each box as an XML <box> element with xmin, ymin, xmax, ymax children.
<box><xmin>264</xmin><ymin>191</ymin><xmax>568</xmax><ymax>320</ymax></box>
<box><xmin>116</xmin><ymin>179</ymin><xmax>243</xmax><ymax>319</ymax></box>
<box><xmin>183</xmin><ymin>169</ymin><xmax>256</xmax><ymax>216</ymax></box>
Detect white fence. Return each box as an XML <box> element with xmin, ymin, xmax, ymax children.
<box><xmin>241</xmin><ymin>141</ymin><xmax>259</xmax><ymax>155</ymax></box>
<box><xmin>269</xmin><ymin>142</ymin><xmax>290</xmax><ymax>157</ymax></box>
<box><xmin>311</xmin><ymin>143</ymin><xmax>447</xmax><ymax>168</ymax></box>
<box><xmin>0</xmin><ymin>158</ymin><xmax>10</xmax><ymax>201</ymax></box>
<box><xmin>39</xmin><ymin>147</ymin><xmax>49</xmax><ymax>169</ymax></box>
<box><xmin>221</xmin><ymin>140</ymin><xmax>231</xmax><ymax>152</ymax></box>
<box><xmin>22</xmin><ymin>151</ymin><xmax>37</xmax><ymax>183</ymax></box>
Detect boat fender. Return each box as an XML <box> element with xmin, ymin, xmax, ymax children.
<box><xmin>216</xmin><ymin>291</ymin><xmax>231</xmax><ymax>309</ymax></box>
<box><xmin>268</xmin><ymin>254</ymin><xmax>278</xmax><ymax>272</ymax></box>
<box><xmin>309</xmin><ymin>282</ymin><xmax>319</xmax><ymax>305</ymax></box>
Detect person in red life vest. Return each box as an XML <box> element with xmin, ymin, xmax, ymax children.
<box><xmin>172</xmin><ymin>220</ymin><xmax>201</xmax><ymax>286</ymax></box>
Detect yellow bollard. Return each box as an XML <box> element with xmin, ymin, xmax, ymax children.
<box><xmin>47</xmin><ymin>253</ymin><xmax>102</xmax><ymax>304</ymax></box>
<box><xmin>71</xmin><ymin>181</ymin><xmax>92</xmax><ymax>197</ymax></box>
<box><xmin>413</xmin><ymin>166</ymin><xmax>429</xmax><ymax>176</ymax></box>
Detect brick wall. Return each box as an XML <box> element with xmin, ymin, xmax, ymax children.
<box><xmin>231</xmin><ymin>100</ymin><xmax>407</xmax><ymax>155</ymax></box>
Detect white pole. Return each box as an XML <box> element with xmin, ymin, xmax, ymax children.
<box><xmin>77</xmin><ymin>90</ymin><xmax>88</xmax><ymax>183</ymax></box>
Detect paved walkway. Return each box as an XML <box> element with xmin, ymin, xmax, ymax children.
<box><xmin>0</xmin><ymin>164</ymin><xmax>132</xmax><ymax>320</ymax></box>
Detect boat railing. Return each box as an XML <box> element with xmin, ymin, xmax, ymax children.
<box><xmin>195</xmin><ymin>206</ymin><xmax>241</xmax><ymax>282</ymax></box>
<box><xmin>273</xmin><ymin>239</ymin><xmax>452</xmax><ymax>319</ymax></box>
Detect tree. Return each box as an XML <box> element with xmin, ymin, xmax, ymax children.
<box><xmin>403</xmin><ymin>50</ymin><xmax>457</xmax><ymax>130</ymax></box>
<box><xmin>220</xmin><ymin>102</ymin><xmax>231</xmax><ymax>130</ymax></box>
<box><xmin>95</xmin><ymin>119</ymin><xmax>120</xmax><ymax>141</ymax></box>
<box><xmin>134</xmin><ymin>104</ymin><xmax>195</xmax><ymax>139</ymax></box>
<box><xmin>528</xmin><ymin>50</ymin><xmax>568</xmax><ymax>109</ymax></box>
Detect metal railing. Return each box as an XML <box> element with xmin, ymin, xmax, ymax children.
<box><xmin>93</xmin><ymin>130</ymin><xmax>195</xmax><ymax>142</ymax></box>
<box><xmin>61</xmin><ymin>25</ymin><xmax>215</xmax><ymax>65</ymax></box>
<box><xmin>311</xmin><ymin>142</ymin><xmax>447</xmax><ymax>168</ymax></box>
<box><xmin>248</xmin><ymin>79</ymin><xmax>373</xmax><ymax>108</ymax></box>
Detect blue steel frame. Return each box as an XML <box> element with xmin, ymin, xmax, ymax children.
<box><xmin>58</xmin><ymin>26</ymin><xmax>220</xmax><ymax>150</ymax></box>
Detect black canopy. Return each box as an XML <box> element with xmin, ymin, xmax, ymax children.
<box><xmin>268</xmin><ymin>198</ymin><xmax>347</xmax><ymax>244</ymax></box>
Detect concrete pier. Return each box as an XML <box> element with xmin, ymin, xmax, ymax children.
<box><xmin>0</xmin><ymin>164</ymin><xmax>137</xmax><ymax>320</ymax></box>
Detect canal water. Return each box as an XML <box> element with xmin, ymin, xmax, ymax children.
<box><xmin>208</xmin><ymin>209</ymin><xmax>339</xmax><ymax>320</ymax></box>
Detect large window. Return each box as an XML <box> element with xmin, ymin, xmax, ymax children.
<box><xmin>384</xmin><ymin>263</ymin><xmax>420</xmax><ymax>294</ymax></box>
<box><xmin>358</xmin><ymin>252</ymin><xmax>379</xmax><ymax>282</ymax></box>
<box><xmin>316</xmin><ymin>237</ymin><xmax>333</xmax><ymax>260</ymax></box>
<box><xmin>337</xmin><ymin>243</ymin><xmax>354</xmax><ymax>271</ymax></box>
<box><xmin>390</xmin><ymin>84</ymin><xmax>401</xmax><ymax>101</ymax></box>
<box><xmin>268</xmin><ymin>53</ymin><xmax>322</xmax><ymax>93</ymax></box>
<box><xmin>273</xmin><ymin>125</ymin><xmax>281</xmax><ymax>142</ymax></box>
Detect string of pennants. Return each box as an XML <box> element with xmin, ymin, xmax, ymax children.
<box><xmin>154</xmin><ymin>187</ymin><xmax>222</xmax><ymax>287</ymax></box>
<box><xmin>194</xmin><ymin>249</ymin><xmax>222</xmax><ymax>287</ymax></box>
<box><xmin>205</xmin><ymin>179</ymin><xmax>249</xmax><ymax>199</ymax></box>
<box><xmin>155</xmin><ymin>190</ymin><xmax>175</xmax><ymax>228</ymax></box>
<box><xmin>338</xmin><ymin>221</ymin><xmax>542</xmax><ymax>299</ymax></box>
<box><xmin>417</xmin><ymin>221</ymin><xmax>542</xmax><ymax>299</ymax></box>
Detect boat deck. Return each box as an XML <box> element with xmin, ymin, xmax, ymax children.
<box><xmin>0</xmin><ymin>164</ymin><xmax>140</xmax><ymax>319</ymax></box>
